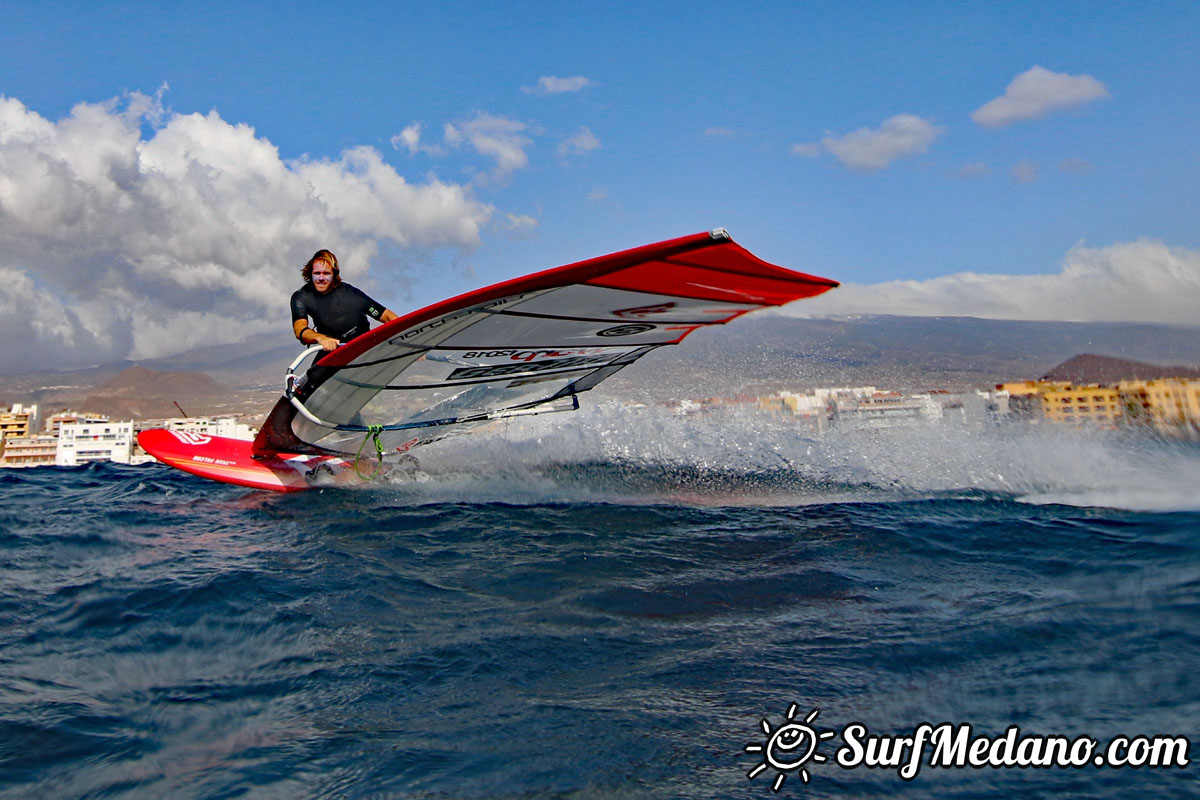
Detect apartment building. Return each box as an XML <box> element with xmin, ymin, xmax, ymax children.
<box><xmin>0</xmin><ymin>435</ymin><xmax>59</xmax><ymax>467</ymax></box>
<box><xmin>56</xmin><ymin>421</ymin><xmax>135</xmax><ymax>466</ymax></box>
<box><xmin>999</xmin><ymin>377</ymin><xmax>1200</xmax><ymax>434</ymax></box>
<box><xmin>0</xmin><ymin>403</ymin><xmax>39</xmax><ymax>440</ymax></box>
<box><xmin>1040</xmin><ymin>385</ymin><xmax>1122</xmax><ymax>428</ymax></box>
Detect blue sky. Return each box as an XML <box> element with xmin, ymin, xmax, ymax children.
<box><xmin>1</xmin><ymin>1</ymin><xmax>1198</xmax><ymax>370</ymax></box>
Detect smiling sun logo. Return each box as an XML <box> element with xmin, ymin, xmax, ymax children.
<box><xmin>745</xmin><ymin>704</ymin><xmax>836</xmax><ymax>792</ymax></box>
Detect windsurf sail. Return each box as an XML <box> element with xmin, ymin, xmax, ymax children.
<box><xmin>254</xmin><ymin>229</ymin><xmax>838</xmax><ymax>458</ymax></box>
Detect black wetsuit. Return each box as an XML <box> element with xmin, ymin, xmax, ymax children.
<box><xmin>290</xmin><ymin>282</ymin><xmax>387</xmax><ymax>343</ymax></box>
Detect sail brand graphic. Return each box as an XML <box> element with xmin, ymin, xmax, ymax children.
<box><xmin>596</xmin><ymin>324</ymin><xmax>656</xmax><ymax>337</ymax></box>
<box><xmin>168</xmin><ymin>431</ymin><xmax>212</xmax><ymax>446</ymax></box>
<box><xmin>448</xmin><ymin>354</ymin><xmax>614</xmax><ymax>380</ymax></box>
<box><xmin>392</xmin><ymin>297</ymin><xmax>514</xmax><ymax>342</ymax></box>
<box><xmin>459</xmin><ymin>347</ymin><xmax>610</xmax><ymax>362</ymax></box>
<box><xmin>394</xmin><ymin>437</ymin><xmax>421</xmax><ymax>454</ymax></box>
<box><xmin>613</xmin><ymin>301</ymin><xmax>677</xmax><ymax>318</ymax></box>
<box><xmin>745</xmin><ymin>707</ymin><xmax>1191</xmax><ymax>792</ymax></box>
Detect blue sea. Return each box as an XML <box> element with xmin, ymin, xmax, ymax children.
<box><xmin>2</xmin><ymin>407</ymin><xmax>1199</xmax><ymax>798</ymax></box>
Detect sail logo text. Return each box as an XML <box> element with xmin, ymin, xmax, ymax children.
<box><xmin>460</xmin><ymin>347</ymin><xmax>609</xmax><ymax>362</ymax></box>
<box><xmin>448</xmin><ymin>354</ymin><xmax>613</xmax><ymax>380</ymax></box>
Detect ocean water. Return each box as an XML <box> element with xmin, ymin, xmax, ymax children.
<box><xmin>2</xmin><ymin>406</ymin><xmax>1199</xmax><ymax>798</ymax></box>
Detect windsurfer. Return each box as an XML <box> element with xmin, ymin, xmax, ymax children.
<box><xmin>291</xmin><ymin>249</ymin><xmax>399</xmax><ymax>351</ymax></box>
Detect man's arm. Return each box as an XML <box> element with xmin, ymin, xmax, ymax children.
<box><xmin>293</xmin><ymin>318</ymin><xmax>340</xmax><ymax>351</ymax></box>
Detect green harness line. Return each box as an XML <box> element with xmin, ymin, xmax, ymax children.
<box><xmin>354</xmin><ymin>425</ymin><xmax>386</xmax><ymax>480</ymax></box>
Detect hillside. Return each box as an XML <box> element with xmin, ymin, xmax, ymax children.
<box><xmin>2</xmin><ymin>365</ymin><xmax>278</xmax><ymax>421</ymax></box>
<box><xmin>4</xmin><ymin>316</ymin><xmax>1200</xmax><ymax>418</ymax></box>
<box><xmin>604</xmin><ymin>315</ymin><xmax>1200</xmax><ymax>399</ymax></box>
<box><xmin>74</xmin><ymin>366</ymin><xmax>227</xmax><ymax>419</ymax></box>
<box><xmin>1041</xmin><ymin>354</ymin><xmax>1200</xmax><ymax>385</ymax></box>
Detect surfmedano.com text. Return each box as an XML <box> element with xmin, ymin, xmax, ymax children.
<box><xmin>836</xmin><ymin>723</ymin><xmax>1190</xmax><ymax>780</ymax></box>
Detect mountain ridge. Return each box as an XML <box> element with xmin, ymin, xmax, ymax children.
<box><xmin>1041</xmin><ymin>353</ymin><xmax>1200</xmax><ymax>384</ymax></box>
<box><xmin>4</xmin><ymin>315</ymin><xmax>1200</xmax><ymax>418</ymax></box>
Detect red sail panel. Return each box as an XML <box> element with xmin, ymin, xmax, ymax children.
<box><xmin>585</xmin><ymin>260</ymin><xmax>834</xmax><ymax>305</ymax></box>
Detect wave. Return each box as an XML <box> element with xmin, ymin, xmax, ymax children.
<box><xmin>316</xmin><ymin>402</ymin><xmax>1200</xmax><ymax>513</ymax></box>
<box><xmin>14</xmin><ymin>401</ymin><xmax>1194</xmax><ymax>512</ymax></box>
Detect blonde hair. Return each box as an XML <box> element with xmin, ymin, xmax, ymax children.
<box><xmin>301</xmin><ymin>249</ymin><xmax>341</xmax><ymax>286</ymax></box>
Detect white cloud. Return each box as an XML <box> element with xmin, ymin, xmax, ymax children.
<box><xmin>796</xmin><ymin>114</ymin><xmax>945</xmax><ymax>172</ymax></box>
<box><xmin>124</xmin><ymin>82</ymin><xmax>170</xmax><ymax>128</ymax></box>
<box><xmin>390</xmin><ymin>121</ymin><xmax>446</xmax><ymax>157</ymax></box>
<box><xmin>522</xmin><ymin>76</ymin><xmax>593</xmax><ymax>95</ymax></box>
<box><xmin>0</xmin><ymin>94</ymin><xmax>494</xmax><ymax>370</ymax></box>
<box><xmin>503</xmin><ymin>213</ymin><xmax>539</xmax><ymax>238</ymax></box>
<box><xmin>504</xmin><ymin>212</ymin><xmax>537</xmax><ymax>229</ymax></box>
<box><xmin>1012</xmin><ymin>160</ymin><xmax>1038</xmax><ymax>183</ymax></box>
<box><xmin>392</xmin><ymin>122</ymin><xmax>422</xmax><ymax>154</ymax></box>
<box><xmin>972</xmin><ymin>66</ymin><xmax>1110</xmax><ymax>128</ymax></box>
<box><xmin>557</xmin><ymin>126</ymin><xmax>600</xmax><ymax>158</ymax></box>
<box><xmin>0</xmin><ymin>267</ymin><xmax>105</xmax><ymax>368</ymax></box>
<box><xmin>444</xmin><ymin>112</ymin><xmax>533</xmax><ymax>183</ymax></box>
<box><xmin>786</xmin><ymin>240</ymin><xmax>1200</xmax><ymax>327</ymax></box>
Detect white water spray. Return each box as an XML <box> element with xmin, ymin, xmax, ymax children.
<box><xmin>372</xmin><ymin>401</ymin><xmax>1200</xmax><ymax>512</ymax></box>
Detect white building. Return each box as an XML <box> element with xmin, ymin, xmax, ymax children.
<box><xmin>982</xmin><ymin>389</ymin><xmax>1010</xmax><ymax>418</ymax></box>
<box><xmin>926</xmin><ymin>389</ymin><xmax>1013</xmax><ymax>425</ymax></box>
<box><xmin>832</xmin><ymin>391</ymin><xmax>943</xmax><ymax>430</ymax></box>
<box><xmin>45</xmin><ymin>411</ymin><xmax>110</xmax><ymax>436</ymax></box>
<box><xmin>774</xmin><ymin>387</ymin><xmax>884</xmax><ymax>433</ymax></box>
<box><xmin>57</xmin><ymin>421</ymin><xmax>135</xmax><ymax>466</ymax></box>
<box><xmin>0</xmin><ymin>411</ymin><xmax>258</xmax><ymax>469</ymax></box>
<box><xmin>157</xmin><ymin>416</ymin><xmax>256</xmax><ymax>440</ymax></box>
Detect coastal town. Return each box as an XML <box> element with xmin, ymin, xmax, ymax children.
<box><xmin>3</xmin><ymin>368</ymin><xmax>1198</xmax><ymax>470</ymax></box>
<box><xmin>0</xmin><ymin>406</ymin><xmax>257</xmax><ymax>469</ymax></box>
<box><xmin>678</xmin><ymin>373</ymin><xmax>1200</xmax><ymax>437</ymax></box>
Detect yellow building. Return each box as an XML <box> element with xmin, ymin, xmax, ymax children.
<box><xmin>1119</xmin><ymin>379</ymin><xmax>1200</xmax><ymax>434</ymax></box>
<box><xmin>1040</xmin><ymin>385</ymin><xmax>1122</xmax><ymax>428</ymax></box>
<box><xmin>0</xmin><ymin>403</ymin><xmax>38</xmax><ymax>440</ymax></box>
<box><xmin>996</xmin><ymin>380</ymin><xmax>1069</xmax><ymax>419</ymax></box>
<box><xmin>997</xmin><ymin>377</ymin><xmax>1200</xmax><ymax>433</ymax></box>
<box><xmin>0</xmin><ymin>435</ymin><xmax>58</xmax><ymax>468</ymax></box>
<box><xmin>996</xmin><ymin>380</ymin><xmax>1070</xmax><ymax>396</ymax></box>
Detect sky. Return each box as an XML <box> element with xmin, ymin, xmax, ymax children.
<box><xmin>1</xmin><ymin>1</ymin><xmax>1198</xmax><ymax>372</ymax></box>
